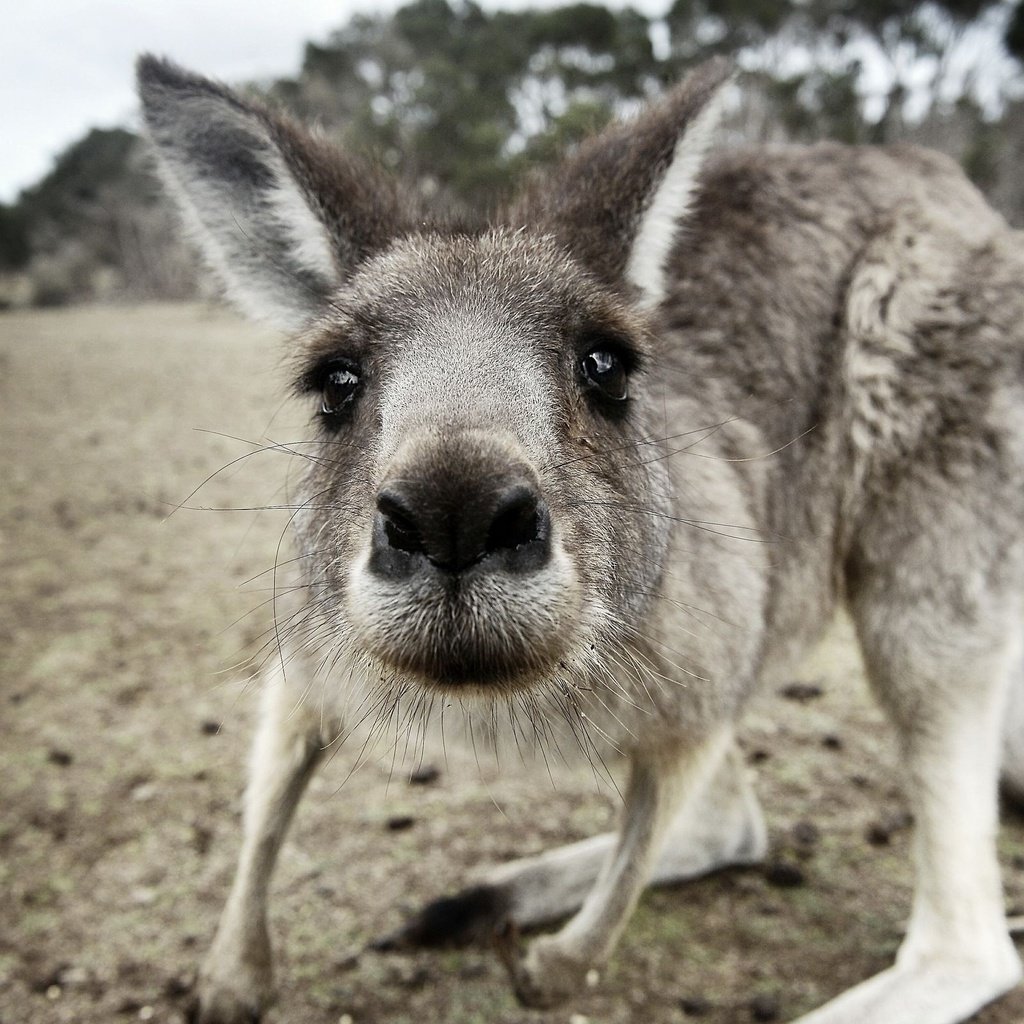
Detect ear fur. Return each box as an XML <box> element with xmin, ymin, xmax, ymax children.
<box><xmin>136</xmin><ymin>55</ymin><xmax>409</xmax><ymax>330</ymax></box>
<box><xmin>510</xmin><ymin>58</ymin><xmax>732</xmax><ymax>307</ymax></box>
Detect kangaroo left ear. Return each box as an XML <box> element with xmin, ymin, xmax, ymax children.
<box><xmin>137</xmin><ymin>55</ymin><xmax>412</xmax><ymax>331</ymax></box>
<box><xmin>512</xmin><ymin>58</ymin><xmax>732</xmax><ymax>308</ymax></box>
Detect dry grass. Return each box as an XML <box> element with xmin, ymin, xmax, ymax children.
<box><xmin>2</xmin><ymin>303</ymin><xmax>1023</xmax><ymax>1024</ymax></box>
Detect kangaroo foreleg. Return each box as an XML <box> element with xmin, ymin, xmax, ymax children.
<box><xmin>190</xmin><ymin>665</ymin><xmax>335</xmax><ymax>1024</ymax></box>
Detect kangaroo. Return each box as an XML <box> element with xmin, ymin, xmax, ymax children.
<box><xmin>137</xmin><ymin>54</ymin><xmax>1024</xmax><ymax>1024</ymax></box>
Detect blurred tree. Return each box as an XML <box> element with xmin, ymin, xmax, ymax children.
<box><xmin>268</xmin><ymin>0</ymin><xmax>661</xmax><ymax>207</ymax></box>
<box><xmin>0</xmin><ymin>204</ymin><xmax>30</xmax><ymax>271</ymax></box>
<box><xmin>1005</xmin><ymin>0</ymin><xmax>1024</xmax><ymax>58</ymax></box>
<box><xmin>3</xmin><ymin>0</ymin><xmax>1024</xmax><ymax>307</ymax></box>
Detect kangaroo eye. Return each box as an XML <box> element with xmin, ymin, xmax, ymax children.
<box><xmin>321</xmin><ymin>366</ymin><xmax>360</xmax><ymax>416</ymax></box>
<box><xmin>580</xmin><ymin>349</ymin><xmax>629</xmax><ymax>402</ymax></box>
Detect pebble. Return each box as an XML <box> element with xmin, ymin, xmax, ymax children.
<box><xmin>791</xmin><ymin>820</ymin><xmax>819</xmax><ymax>848</ymax></box>
<box><xmin>680</xmin><ymin>995</ymin><xmax>711</xmax><ymax>1015</ymax></box>
<box><xmin>131</xmin><ymin>782</ymin><xmax>158</xmax><ymax>803</ymax></box>
<box><xmin>779</xmin><ymin>682</ymin><xmax>823</xmax><ymax>702</ymax></box>
<box><xmin>58</xmin><ymin>966</ymin><xmax>89</xmax><ymax>986</ymax></box>
<box><xmin>865</xmin><ymin>811</ymin><xmax>913</xmax><ymax>846</ymax></box>
<box><xmin>750</xmin><ymin>994</ymin><xmax>780</xmax><ymax>1021</ymax></box>
<box><xmin>386</xmin><ymin>815</ymin><xmax>416</xmax><ymax>831</ymax></box>
<box><xmin>408</xmin><ymin>765</ymin><xmax>440</xmax><ymax>785</ymax></box>
<box><xmin>764</xmin><ymin>861</ymin><xmax>805</xmax><ymax>888</ymax></box>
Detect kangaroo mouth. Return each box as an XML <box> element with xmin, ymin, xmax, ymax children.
<box><xmin>378</xmin><ymin>631</ymin><xmax>553</xmax><ymax>688</ymax></box>
<box><xmin>347</xmin><ymin>551</ymin><xmax>580</xmax><ymax>692</ymax></box>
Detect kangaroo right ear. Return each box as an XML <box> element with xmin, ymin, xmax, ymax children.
<box><xmin>136</xmin><ymin>55</ymin><xmax>408</xmax><ymax>330</ymax></box>
<box><xmin>511</xmin><ymin>58</ymin><xmax>732</xmax><ymax>309</ymax></box>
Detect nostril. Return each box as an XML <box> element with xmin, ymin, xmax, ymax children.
<box><xmin>377</xmin><ymin>489</ymin><xmax>424</xmax><ymax>555</ymax></box>
<box><xmin>486</xmin><ymin>486</ymin><xmax>543</xmax><ymax>554</ymax></box>
<box><xmin>371</xmin><ymin>477</ymin><xmax>551</xmax><ymax>579</ymax></box>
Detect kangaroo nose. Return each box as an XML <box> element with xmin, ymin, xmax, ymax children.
<box><xmin>371</xmin><ymin>477</ymin><xmax>550</xmax><ymax>579</ymax></box>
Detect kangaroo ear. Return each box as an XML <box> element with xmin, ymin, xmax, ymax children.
<box><xmin>513</xmin><ymin>58</ymin><xmax>732</xmax><ymax>308</ymax></box>
<box><xmin>137</xmin><ymin>55</ymin><xmax>409</xmax><ymax>330</ymax></box>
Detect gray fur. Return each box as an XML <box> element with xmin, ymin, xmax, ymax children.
<box><xmin>137</xmin><ymin>55</ymin><xmax>1024</xmax><ymax>1024</ymax></box>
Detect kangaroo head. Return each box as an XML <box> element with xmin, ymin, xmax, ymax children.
<box><xmin>137</xmin><ymin>55</ymin><xmax>730</xmax><ymax>695</ymax></box>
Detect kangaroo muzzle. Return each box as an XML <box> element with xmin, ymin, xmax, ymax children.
<box><xmin>348</xmin><ymin>430</ymin><xmax>579</xmax><ymax>689</ymax></box>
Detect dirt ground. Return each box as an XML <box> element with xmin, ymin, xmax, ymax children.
<box><xmin>3</xmin><ymin>303</ymin><xmax>1024</xmax><ymax>1024</ymax></box>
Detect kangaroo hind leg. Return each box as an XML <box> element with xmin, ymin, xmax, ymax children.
<box><xmin>386</xmin><ymin>737</ymin><xmax>766</xmax><ymax>950</ymax></box>
<box><xmin>798</xmin><ymin>555</ymin><xmax>1024</xmax><ymax>1024</ymax></box>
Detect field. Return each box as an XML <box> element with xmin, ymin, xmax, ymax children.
<box><xmin>3</xmin><ymin>303</ymin><xmax>1024</xmax><ymax>1024</ymax></box>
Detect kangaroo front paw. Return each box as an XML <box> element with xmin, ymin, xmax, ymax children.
<box><xmin>187</xmin><ymin>982</ymin><xmax>270</xmax><ymax>1024</ymax></box>
<box><xmin>499</xmin><ymin>928</ymin><xmax>592</xmax><ymax>1009</ymax></box>
<box><xmin>187</xmin><ymin>960</ymin><xmax>274</xmax><ymax>1024</ymax></box>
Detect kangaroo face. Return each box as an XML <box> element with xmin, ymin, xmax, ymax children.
<box><xmin>137</xmin><ymin>55</ymin><xmax>729</xmax><ymax>695</ymax></box>
<box><xmin>289</xmin><ymin>230</ymin><xmax>671</xmax><ymax>691</ymax></box>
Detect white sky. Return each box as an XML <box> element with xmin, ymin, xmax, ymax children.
<box><xmin>0</xmin><ymin>0</ymin><xmax>669</xmax><ymax>204</ymax></box>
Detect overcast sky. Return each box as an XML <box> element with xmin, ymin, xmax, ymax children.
<box><xmin>1</xmin><ymin>0</ymin><xmax>672</xmax><ymax>204</ymax></box>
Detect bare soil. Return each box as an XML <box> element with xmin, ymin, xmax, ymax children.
<box><xmin>3</xmin><ymin>303</ymin><xmax>1023</xmax><ymax>1024</ymax></box>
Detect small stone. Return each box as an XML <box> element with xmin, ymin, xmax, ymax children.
<box><xmin>47</xmin><ymin>748</ymin><xmax>73</xmax><ymax>767</ymax></box>
<box><xmin>764</xmin><ymin>861</ymin><xmax>805</xmax><ymax>888</ymax></box>
<box><xmin>866</xmin><ymin>821</ymin><xmax>892</xmax><ymax>846</ymax></box>
<box><xmin>191</xmin><ymin>824</ymin><xmax>213</xmax><ymax>856</ymax></box>
<box><xmin>791</xmin><ymin>820</ymin><xmax>819</xmax><ymax>848</ymax></box>
<box><xmin>821</xmin><ymin>733</ymin><xmax>843</xmax><ymax>750</ymax></box>
<box><xmin>396</xmin><ymin>965</ymin><xmax>430</xmax><ymax>989</ymax></box>
<box><xmin>163</xmin><ymin>973</ymin><xmax>192</xmax><ymax>998</ymax></box>
<box><xmin>131</xmin><ymin>782</ymin><xmax>158</xmax><ymax>803</ymax></box>
<box><xmin>585</xmin><ymin>968</ymin><xmax>600</xmax><ymax>988</ymax></box>
<box><xmin>138</xmin><ymin>1007</ymin><xmax>154</xmax><ymax>1021</ymax></box>
<box><xmin>570</xmin><ymin>1015</ymin><xmax>590</xmax><ymax>1024</ymax></box>
<box><xmin>680</xmin><ymin>995</ymin><xmax>711</xmax><ymax>1015</ymax></box>
<box><xmin>865</xmin><ymin>811</ymin><xmax>912</xmax><ymax>846</ymax></box>
<box><xmin>386</xmin><ymin>815</ymin><xmax>415</xmax><ymax>832</ymax></box>
<box><xmin>779</xmin><ymin>682</ymin><xmax>823</xmax><ymax>702</ymax></box>
<box><xmin>130</xmin><ymin>887</ymin><xmax>157</xmax><ymax>906</ymax></box>
<box><xmin>46</xmin><ymin>984</ymin><xmax>61</xmax><ymax>1000</ymax></box>
<box><xmin>200</xmin><ymin>720</ymin><xmax>221</xmax><ymax>736</ymax></box>
<box><xmin>338</xmin><ymin>1015</ymin><xmax>354</xmax><ymax>1024</ymax></box>
<box><xmin>747</xmin><ymin>748</ymin><xmax>771</xmax><ymax>765</ymax></box>
<box><xmin>57</xmin><ymin>966</ymin><xmax>89</xmax><ymax>986</ymax></box>
<box><xmin>408</xmin><ymin>765</ymin><xmax>440</xmax><ymax>785</ymax></box>
<box><xmin>750</xmin><ymin>994</ymin><xmax>780</xmax><ymax>1021</ymax></box>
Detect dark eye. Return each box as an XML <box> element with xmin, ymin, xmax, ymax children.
<box><xmin>321</xmin><ymin>366</ymin><xmax>360</xmax><ymax>416</ymax></box>
<box><xmin>580</xmin><ymin>348</ymin><xmax>629</xmax><ymax>402</ymax></box>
